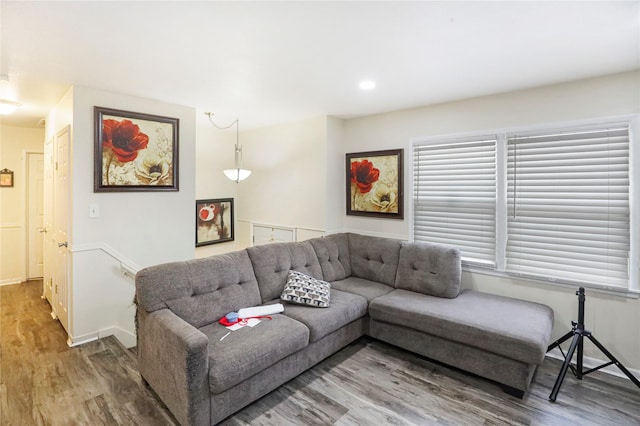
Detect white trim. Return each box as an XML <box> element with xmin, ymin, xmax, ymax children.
<box><xmin>0</xmin><ymin>222</ymin><xmax>22</xmax><ymax>229</ymax></box>
<box><xmin>109</xmin><ymin>326</ymin><xmax>137</xmax><ymax>348</ymax></box>
<box><xmin>0</xmin><ymin>278</ymin><xmax>23</xmax><ymax>286</ymax></box>
<box><xmin>68</xmin><ymin>331</ymin><xmax>99</xmax><ymax>347</ymax></box>
<box><xmin>68</xmin><ymin>326</ymin><xmax>136</xmax><ymax>349</ymax></box>
<box><xmin>295</xmin><ymin>226</ymin><xmax>326</xmax><ymax>234</ymax></box>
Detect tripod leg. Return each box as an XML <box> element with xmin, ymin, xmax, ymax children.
<box><xmin>547</xmin><ymin>330</ymin><xmax>575</xmax><ymax>352</ymax></box>
<box><xmin>549</xmin><ymin>333</ymin><xmax>581</xmax><ymax>402</ymax></box>
<box><xmin>586</xmin><ymin>334</ymin><xmax>640</xmax><ymax>389</ymax></box>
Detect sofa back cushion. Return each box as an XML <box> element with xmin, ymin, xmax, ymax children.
<box><xmin>348</xmin><ymin>233</ymin><xmax>401</xmax><ymax>287</ymax></box>
<box><xmin>247</xmin><ymin>241</ymin><xmax>323</xmax><ymax>303</ymax></box>
<box><xmin>395</xmin><ymin>241</ymin><xmax>462</xmax><ymax>298</ymax></box>
<box><xmin>135</xmin><ymin>250</ymin><xmax>261</xmax><ymax>328</ymax></box>
<box><xmin>309</xmin><ymin>233</ymin><xmax>351</xmax><ymax>281</ymax></box>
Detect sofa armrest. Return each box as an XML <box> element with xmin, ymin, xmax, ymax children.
<box><xmin>137</xmin><ymin>308</ymin><xmax>210</xmax><ymax>426</ymax></box>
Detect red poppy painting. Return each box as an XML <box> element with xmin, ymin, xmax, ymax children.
<box><xmin>94</xmin><ymin>107</ymin><xmax>179</xmax><ymax>192</ymax></box>
<box><xmin>346</xmin><ymin>149</ymin><xmax>403</xmax><ymax>219</ymax></box>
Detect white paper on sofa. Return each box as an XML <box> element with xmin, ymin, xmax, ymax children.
<box><xmin>237</xmin><ymin>303</ymin><xmax>284</xmax><ymax>318</ymax></box>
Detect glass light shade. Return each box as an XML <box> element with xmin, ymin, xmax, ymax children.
<box><xmin>224</xmin><ymin>168</ymin><xmax>252</xmax><ymax>182</ymax></box>
<box><xmin>0</xmin><ymin>99</ymin><xmax>21</xmax><ymax>115</ymax></box>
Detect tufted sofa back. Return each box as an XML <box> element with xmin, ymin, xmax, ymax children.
<box><xmin>135</xmin><ymin>250</ymin><xmax>261</xmax><ymax>328</ymax></box>
<box><xmin>309</xmin><ymin>233</ymin><xmax>351</xmax><ymax>281</ymax></box>
<box><xmin>136</xmin><ymin>233</ymin><xmax>462</xmax><ymax>330</ymax></box>
<box><xmin>247</xmin><ymin>241</ymin><xmax>323</xmax><ymax>303</ymax></box>
<box><xmin>395</xmin><ymin>241</ymin><xmax>461</xmax><ymax>298</ymax></box>
<box><xmin>347</xmin><ymin>233</ymin><xmax>402</xmax><ymax>286</ymax></box>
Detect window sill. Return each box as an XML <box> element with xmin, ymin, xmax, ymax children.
<box><xmin>462</xmin><ymin>264</ymin><xmax>640</xmax><ymax>299</ymax></box>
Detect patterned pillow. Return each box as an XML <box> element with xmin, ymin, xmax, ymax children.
<box><xmin>281</xmin><ymin>270</ymin><xmax>331</xmax><ymax>308</ymax></box>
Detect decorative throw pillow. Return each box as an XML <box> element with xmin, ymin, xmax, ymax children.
<box><xmin>281</xmin><ymin>270</ymin><xmax>331</xmax><ymax>308</ymax></box>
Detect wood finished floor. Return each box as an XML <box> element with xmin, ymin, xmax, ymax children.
<box><xmin>2</xmin><ymin>281</ymin><xmax>639</xmax><ymax>425</ymax></box>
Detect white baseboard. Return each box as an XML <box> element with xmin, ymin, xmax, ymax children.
<box><xmin>68</xmin><ymin>331</ymin><xmax>99</xmax><ymax>347</ymax></box>
<box><xmin>108</xmin><ymin>327</ymin><xmax>137</xmax><ymax>348</ymax></box>
<box><xmin>68</xmin><ymin>326</ymin><xmax>136</xmax><ymax>349</ymax></box>
<box><xmin>546</xmin><ymin>347</ymin><xmax>640</xmax><ymax>382</ymax></box>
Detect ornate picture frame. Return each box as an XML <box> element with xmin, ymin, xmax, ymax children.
<box><xmin>346</xmin><ymin>149</ymin><xmax>403</xmax><ymax>219</ymax></box>
<box><xmin>196</xmin><ymin>198</ymin><xmax>234</xmax><ymax>246</ymax></box>
<box><xmin>94</xmin><ymin>106</ymin><xmax>179</xmax><ymax>192</ymax></box>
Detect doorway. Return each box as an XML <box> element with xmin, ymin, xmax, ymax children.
<box><xmin>50</xmin><ymin>125</ymin><xmax>70</xmax><ymax>334</ymax></box>
<box><xmin>26</xmin><ymin>152</ymin><xmax>44</xmax><ymax>280</ymax></box>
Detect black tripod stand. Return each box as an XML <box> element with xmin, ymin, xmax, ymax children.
<box><xmin>547</xmin><ymin>287</ymin><xmax>640</xmax><ymax>402</ymax></box>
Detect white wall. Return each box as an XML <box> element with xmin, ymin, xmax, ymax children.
<box><xmin>238</xmin><ymin>116</ymin><xmax>328</xmax><ymax>231</ymax></box>
<box><xmin>337</xmin><ymin>70</ymin><xmax>640</xmax><ymax>370</ymax></box>
<box><xmin>0</xmin><ymin>124</ymin><xmax>45</xmax><ymax>284</ymax></box>
<box><xmin>194</xmin><ymin>115</ymin><xmax>332</xmax><ymax>255</ymax></box>
<box><xmin>49</xmin><ymin>86</ymin><xmax>196</xmax><ymax>346</ymax></box>
<box><xmin>326</xmin><ymin>116</ymin><xmax>345</xmax><ymax>232</ymax></box>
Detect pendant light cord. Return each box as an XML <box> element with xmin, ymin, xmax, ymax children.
<box><xmin>205</xmin><ymin>112</ymin><xmax>240</xmax><ymax>150</ymax></box>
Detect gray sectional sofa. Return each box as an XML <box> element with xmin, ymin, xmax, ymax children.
<box><xmin>135</xmin><ymin>233</ymin><xmax>554</xmax><ymax>426</ymax></box>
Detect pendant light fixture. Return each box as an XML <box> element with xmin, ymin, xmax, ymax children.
<box><xmin>205</xmin><ymin>112</ymin><xmax>252</xmax><ymax>183</ymax></box>
<box><xmin>0</xmin><ymin>75</ymin><xmax>21</xmax><ymax>115</ymax></box>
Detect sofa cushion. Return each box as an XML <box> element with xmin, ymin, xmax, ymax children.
<box><xmin>277</xmin><ymin>289</ymin><xmax>367</xmax><ymax>342</ymax></box>
<box><xmin>136</xmin><ymin>250</ymin><xmax>261</xmax><ymax>328</ymax></box>
<box><xmin>330</xmin><ymin>277</ymin><xmax>394</xmax><ymax>303</ymax></box>
<box><xmin>348</xmin><ymin>233</ymin><xmax>402</xmax><ymax>286</ymax></box>
<box><xmin>395</xmin><ymin>241</ymin><xmax>461</xmax><ymax>298</ymax></box>
<box><xmin>247</xmin><ymin>241</ymin><xmax>323</xmax><ymax>303</ymax></box>
<box><xmin>200</xmin><ymin>314</ymin><xmax>310</xmax><ymax>394</ymax></box>
<box><xmin>281</xmin><ymin>270</ymin><xmax>331</xmax><ymax>308</ymax></box>
<box><xmin>309</xmin><ymin>233</ymin><xmax>351</xmax><ymax>281</ymax></box>
<box><xmin>369</xmin><ymin>289</ymin><xmax>553</xmax><ymax>364</ymax></box>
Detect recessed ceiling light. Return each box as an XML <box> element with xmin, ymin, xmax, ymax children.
<box><xmin>359</xmin><ymin>80</ymin><xmax>376</xmax><ymax>90</ymax></box>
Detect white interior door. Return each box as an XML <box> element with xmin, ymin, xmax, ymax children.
<box><xmin>43</xmin><ymin>138</ymin><xmax>54</xmax><ymax>304</ymax></box>
<box><xmin>27</xmin><ymin>152</ymin><xmax>45</xmax><ymax>279</ymax></box>
<box><xmin>53</xmin><ymin>126</ymin><xmax>70</xmax><ymax>333</ymax></box>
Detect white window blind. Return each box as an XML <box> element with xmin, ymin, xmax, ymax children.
<box><xmin>506</xmin><ymin>125</ymin><xmax>630</xmax><ymax>289</ymax></box>
<box><xmin>413</xmin><ymin>137</ymin><xmax>496</xmax><ymax>266</ymax></box>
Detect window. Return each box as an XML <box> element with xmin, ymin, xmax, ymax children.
<box><xmin>412</xmin><ymin>120</ymin><xmax>634</xmax><ymax>291</ymax></box>
<box><xmin>413</xmin><ymin>136</ymin><xmax>496</xmax><ymax>267</ymax></box>
<box><xmin>506</xmin><ymin>125</ymin><xmax>630</xmax><ymax>289</ymax></box>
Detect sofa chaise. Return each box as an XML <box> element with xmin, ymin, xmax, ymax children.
<box><xmin>135</xmin><ymin>233</ymin><xmax>554</xmax><ymax>425</ymax></box>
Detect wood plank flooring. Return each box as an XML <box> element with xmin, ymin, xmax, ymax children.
<box><xmin>2</xmin><ymin>280</ymin><xmax>639</xmax><ymax>425</ymax></box>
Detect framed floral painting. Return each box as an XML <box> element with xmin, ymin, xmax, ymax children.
<box><xmin>94</xmin><ymin>107</ymin><xmax>179</xmax><ymax>192</ymax></box>
<box><xmin>346</xmin><ymin>149</ymin><xmax>403</xmax><ymax>219</ymax></box>
<box><xmin>196</xmin><ymin>198</ymin><xmax>234</xmax><ymax>246</ymax></box>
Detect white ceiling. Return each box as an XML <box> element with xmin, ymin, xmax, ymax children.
<box><xmin>1</xmin><ymin>1</ymin><xmax>639</xmax><ymax>129</ymax></box>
